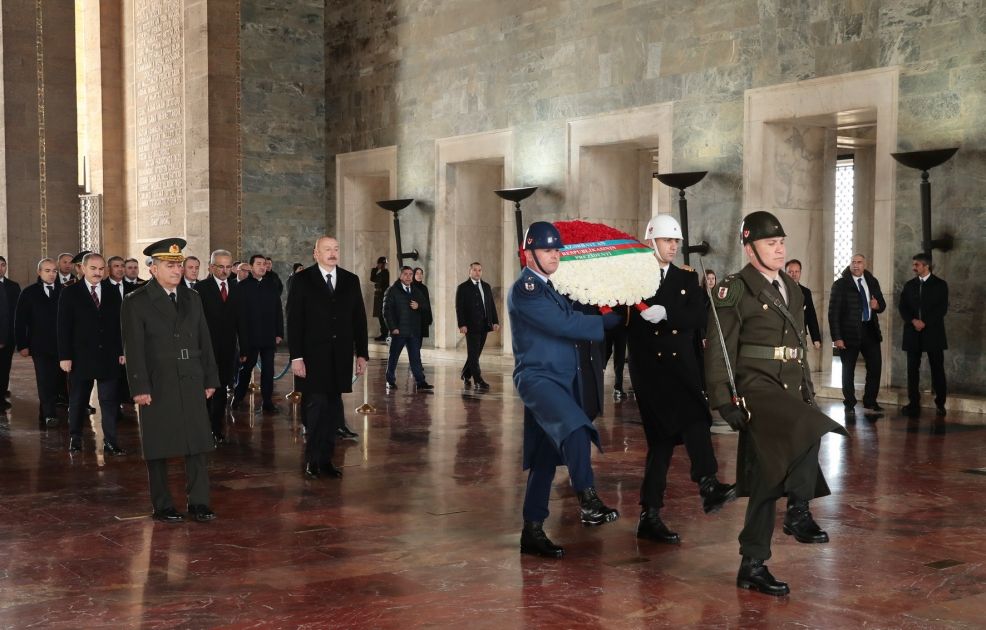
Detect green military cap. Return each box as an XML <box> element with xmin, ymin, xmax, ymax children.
<box><xmin>142</xmin><ymin>237</ymin><xmax>187</xmax><ymax>262</ymax></box>
<box><xmin>71</xmin><ymin>250</ymin><xmax>91</xmax><ymax>264</ymax></box>
<box><xmin>740</xmin><ymin>211</ymin><xmax>786</xmax><ymax>244</ymax></box>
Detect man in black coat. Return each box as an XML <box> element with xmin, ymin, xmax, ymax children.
<box><xmin>0</xmin><ymin>256</ymin><xmax>21</xmax><ymax>410</ymax></box>
<box><xmin>370</xmin><ymin>256</ymin><xmax>389</xmax><ymax>341</ymax></box>
<box><xmin>288</xmin><ymin>236</ymin><xmax>369</xmax><ymax>478</ymax></box>
<box><xmin>898</xmin><ymin>252</ymin><xmax>949</xmax><ymax>419</ymax></box>
<box><xmin>232</xmin><ymin>254</ymin><xmax>283</xmax><ymax>412</ymax></box>
<box><xmin>827</xmin><ymin>254</ymin><xmax>886</xmax><ymax>418</ymax></box>
<box><xmin>55</xmin><ymin>252</ymin><xmax>77</xmax><ymax>287</ymax></box>
<box><xmin>383</xmin><ymin>267</ymin><xmax>432</xmax><ymax>390</ymax></box>
<box><xmin>455</xmin><ymin>262</ymin><xmax>499</xmax><ymax>390</ymax></box>
<box><xmin>785</xmin><ymin>260</ymin><xmax>822</xmax><ymax>349</ymax></box>
<box><xmin>123</xmin><ymin>257</ymin><xmax>146</xmax><ymax>289</ymax></box>
<box><xmin>57</xmin><ymin>253</ymin><xmax>126</xmax><ymax>454</ymax></box>
<box><xmin>15</xmin><ymin>258</ymin><xmax>60</xmax><ymax>426</ymax></box>
<box><xmin>195</xmin><ymin>249</ymin><xmax>239</xmax><ymax>442</ymax></box>
<box><xmin>629</xmin><ymin>215</ymin><xmax>735</xmax><ymax>545</ymax></box>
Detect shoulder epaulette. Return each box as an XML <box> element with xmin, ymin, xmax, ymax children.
<box><xmin>712</xmin><ymin>275</ymin><xmax>744</xmax><ymax>307</ymax></box>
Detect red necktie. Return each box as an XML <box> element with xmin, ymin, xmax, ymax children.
<box><xmin>90</xmin><ymin>285</ymin><xmax>100</xmax><ymax>308</ymax></box>
<box><xmin>220</xmin><ymin>281</ymin><xmax>228</xmax><ymax>302</ymax></box>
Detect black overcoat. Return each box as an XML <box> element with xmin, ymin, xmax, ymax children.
<box><xmin>899</xmin><ymin>274</ymin><xmax>949</xmax><ymax>351</ymax></box>
<box><xmin>455</xmin><ymin>278</ymin><xmax>499</xmax><ymax>331</ymax></box>
<box><xmin>827</xmin><ymin>268</ymin><xmax>886</xmax><ymax>347</ymax></box>
<box><xmin>121</xmin><ymin>280</ymin><xmax>220</xmax><ymax>460</ymax></box>
<box><xmin>1</xmin><ymin>278</ymin><xmax>20</xmax><ymax>346</ymax></box>
<box><xmin>236</xmin><ymin>276</ymin><xmax>283</xmax><ymax>351</ymax></box>
<box><xmin>195</xmin><ymin>276</ymin><xmax>240</xmax><ymax>385</ymax></box>
<box><xmin>15</xmin><ymin>280</ymin><xmax>60</xmax><ymax>355</ymax></box>
<box><xmin>57</xmin><ymin>280</ymin><xmax>123</xmax><ymax>380</ymax></box>
<box><xmin>287</xmin><ymin>265</ymin><xmax>369</xmax><ymax>394</ymax></box>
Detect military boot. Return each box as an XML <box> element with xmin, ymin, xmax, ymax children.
<box><xmin>698</xmin><ymin>475</ymin><xmax>737</xmax><ymax>514</ymax></box>
<box><xmin>737</xmin><ymin>556</ymin><xmax>790</xmax><ymax>596</ymax></box>
<box><xmin>783</xmin><ymin>501</ymin><xmax>829</xmax><ymax>543</ymax></box>
<box><xmin>636</xmin><ymin>507</ymin><xmax>680</xmax><ymax>544</ymax></box>
<box><xmin>576</xmin><ymin>487</ymin><xmax>619</xmax><ymax>526</ymax></box>
<box><xmin>520</xmin><ymin>521</ymin><xmax>564</xmax><ymax>558</ymax></box>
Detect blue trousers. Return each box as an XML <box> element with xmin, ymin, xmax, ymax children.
<box><xmin>522</xmin><ymin>426</ymin><xmax>595</xmax><ymax>522</ymax></box>
<box><xmin>386</xmin><ymin>335</ymin><xmax>426</xmax><ymax>385</ymax></box>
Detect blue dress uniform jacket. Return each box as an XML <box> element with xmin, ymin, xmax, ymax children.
<box><xmin>507</xmin><ymin>269</ymin><xmax>605</xmax><ymax>469</ymax></box>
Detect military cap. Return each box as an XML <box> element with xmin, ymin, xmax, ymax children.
<box><xmin>740</xmin><ymin>211</ymin><xmax>786</xmax><ymax>244</ymax></box>
<box><xmin>71</xmin><ymin>250</ymin><xmax>91</xmax><ymax>264</ymax></box>
<box><xmin>142</xmin><ymin>237</ymin><xmax>187</xmax><ymax>262</ymax></box>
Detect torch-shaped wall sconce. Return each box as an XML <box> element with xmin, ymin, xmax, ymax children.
<box><xmin>890</xmin><ymin>148</ymin><xmax>958</xmax><ymax>260</ymax></box>
<box><xmin>653</xmin><ymin>171</ymin><xmax>710</xmax><ymax>266</ymax></box>
<box><xmin>375</xmin><ymin>198</ymin><xmax>420</xmax><ymax>264</ymax></box>
<box><xmin>494</xmin><ymin>186</ymin><xmax>538</xmax><ymax>268</ymax></box>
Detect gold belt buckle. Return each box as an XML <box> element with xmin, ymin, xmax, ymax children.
<box><xmin>786</xmin><ymin>347</ymin><xmax>798</xmax><ymax>360</ymax></box>
<box><xmin>772</xmin><ymin>346</ymin><xmax>786</xmax><ymax>361</ymax></box>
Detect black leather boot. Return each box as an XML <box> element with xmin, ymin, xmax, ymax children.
<box><xmin>636</xmin><ymin>507</ymin><xmax>680</xmax><ymax>544</ymax></box>
<box><xmin>737</xmin><ymin>556</ymin><xmax>790</xmax><ymax>596</ymax></box>
<box><xmin>520</xmin><ymin>521</ymin><xmax>564</xmax><ymax>558</ymax></box>
<box><xmin>698</xmin><ymin>475</ymin><xmax>737</xmax><ymax>514</ymax></box>
<box><xmin>783</xmin><ymin>501</ymin><xmax>829</xmax><ymax>543</ymax></box>
<box><xmin>576</xmin><ymin>487</ymin><xmax>619</xmax><ymax>526</ymax></box>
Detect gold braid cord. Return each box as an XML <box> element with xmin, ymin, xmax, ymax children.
<box><xmin>35</xmin><ymin>0</ymin><xmax>49</xmax><ymax>257</ymax></box>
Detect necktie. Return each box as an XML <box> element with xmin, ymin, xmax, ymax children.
<box><xmin>90</xmin><ymin>285</ymin><xmax>100</xmax><ymax>308</ymax></box>
<box><xmin>918</xmin><ymin>279</ymin><xmax>923</xmax><ymax>319</ymax></box>
<box><xmin>771</xmin><ymin>279</ymin><xmax>785</xmax><ymax>305</ymax></box>
<box><xmin>476</xmin><ymin>281</ymin><xmax>484</xmax><ymax>306</ymax></box>
<box><xmin>45</xmin><ymin>285</ymin><xmax>52</xmax><ymax>298</ymax></box>
<box><xmin>220</xmin><ymin>281</ymin><xmax>228</xmax><ymax>302</ymax></box>
<box><xmin>857</xmin><ymin>278</ymin><xmax>870</xmax><ymax>321</ymax></box>
<box><xmin>326</xmin><ymin>274</ymin><xmax>334</xmax><ymax>296</ymax></box>
<box><xmin>659</xmin><ymin>267</ymin><xmax>665</xmax><ymax>288</ymax></box>
<box><xmin>546</xmin><ymin>279</ymin><xmax>554</xmax><ymax>290</ymax></box>
<box><xmin>405</xmin><ymin>284</ymin><xmax>411</xmax><ymax>295</ymax></box>
<box><xmin>169</xmin><ymin>292</ymin><xmax>177</xmax><ymax>310</ymax></box>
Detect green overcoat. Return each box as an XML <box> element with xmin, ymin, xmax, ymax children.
<box><xmin>705</xmin><ymin>264</ymin><xmax>848</xmax><ymax>497</ymax></box>
<box><xmin>121</xmin><ymin>279</ymin><xmax>220</xmax><ymax>460</ymax></box>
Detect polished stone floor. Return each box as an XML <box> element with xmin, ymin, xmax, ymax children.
<box><xmin>1</xmin><ymin>351</ymin><xmax>985</xmax><ymax>629</ymax></box>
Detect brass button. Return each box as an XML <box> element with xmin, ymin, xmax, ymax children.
<box><xmin>657</xmin><ymin>352</ymin><xmax>662</xmax><ymax>357</ymax></box>
<box><xmin>672</xmin><ymin>352</ymin><xmax>677</xmax><ymax>357</ymax></box>
<box><xmin>762</xmin><ymin>304</ymin><xmax>768</xmax><ymax>310</ymax></box>
<box><xmin>680</xmin><ymin>289</ymin><xmax>686</xmax><ymax>295</ymax></box>
<box><xmin>672</xmin><ymin>329</ymin><xmax>678</xmax><ymax>335</ymax></box>
<box><xmin>797</xmin><ymin>359</ymin><xmax>802</xmax><ymax>365</ymax></box>
<box><xmin>783</xmin><ymin>383</ymin><xmax>789</xmax><ymax>389</ymax></box>
<box><xmin>654</xmin><ymin>331</ymin><xmax>659</xmax><ymax>335</ymax></box>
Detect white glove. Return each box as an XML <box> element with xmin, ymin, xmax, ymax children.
<box><xmin>641</xmin><ymin>304</ymin><xmax>667</xmax><ymax>324</ymax></box>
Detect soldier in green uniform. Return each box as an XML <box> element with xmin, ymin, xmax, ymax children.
<box><xmin>705</xmin><ymin>212</ymin><xmax>847</xmax><ymax>596</ymax></box>
<box><xmin>121</xmin><ymin>238</ymin><xmax>221</xmax><ymax>523</ymax></box>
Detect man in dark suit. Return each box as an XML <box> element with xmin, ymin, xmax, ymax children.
<box><xmin>195</xmin><ymin>249</ymin><xmax>239</xmax><ymax>443</ymax></box>
<box><xmin>0</xmin><ymin>256</ymin><xmax>21</xmax><ymax>410</ymax></box>
<box><xmin>288</xmin><ymin>236</ymin><xmax>369</xmax><ymax>478</ymax></box>
<box><xmin>233</xmin><ymin>254</ymin><xmax>283</xmax><ymax>412</ymax></box>
<box><xmin>455</xmin><ymin>262</ymin><xmax>499</xmax><ymax>390</ymax></box>
<box><xmin>57</xmin><ymin>253</ymin><xmax>126</xmax><ymax>454</ymax></box>
<box><xmin>264</xmin><ymin>257</ymin><xmax>284</xmax><ymax>296</ymax></box>
<box><xmin>828</xmin><ymin>254</ymin><xmax>886</xmax><ymax>419</ymax></box>
<box><xmin>629</xmin><ymin>215</ymin><xmax>735</xmax><ymax>545</ymax></box>
<box><xmin>785</xmin><ymin>260</ymin><xmax>822</xmax><ymax>350</ymax></box>
<box><xmin>122</xmin><ymin>238</ymin><xmax>220</xmax><ymax>522</ymax></box>
<box><xmin>182</xmin><ymin>256</ymin><xmax>200</xmax><ymax>289</ymax></box>
<box><xmin>383</xmin><ymin>267</ymin><xmax>433</xmax><ymax>391</ymax></box>
<box><xmin>899</xmin><ymin>252</ymin><xmax>949</xmax><ymax>420</ymax></box>
<box><xmin>55</xmin><ymin>252</ymin><xmax>77</xmax><ymax>287</ymax></box>
<box><xmin>123</xmin><ymin>257</ymin><xmax>146</xmax><ymax>289</ymax></box>
<box><xmin>15</xmin><ymin>258</ymin><xmax>60</xmax><ymax>426</ymax></box>
<box><xmin>104</xmin><ymin>256</ymin><xmax>137</xmax><ymax>409</ymax></box>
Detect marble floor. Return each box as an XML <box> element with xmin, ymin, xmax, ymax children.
<box><xmin>1</xmin><ymin>350</ymin><xmax>985</xmax><ymax>629</ymax></box>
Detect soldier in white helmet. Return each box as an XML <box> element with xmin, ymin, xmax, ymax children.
<box><xmin>626</xmin><ymin>214</ymin><xmax>737</xmax><ymax>545</ymax></box>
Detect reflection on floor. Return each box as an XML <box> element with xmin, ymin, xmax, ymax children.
<box><xmin>1</xmin><ymin>355</ymin><xmax>985</xmax><ymax>628</ymax></box>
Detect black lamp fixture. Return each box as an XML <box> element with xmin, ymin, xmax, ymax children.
<box><xmin>890</xmin><ymin>148</ymin><xmax>958</xmax><ymax>260</ymax></box>
<box><xmin>494</xmin><ymin>186</ymin><xmax>538</xmax><ymax>268</ymax></box>
<box><xmin>375</xmin><ymin>198</ymin><xmax>419</xmax><ymax>263</ymax></box>
<box><xmin>653</xmin><ymin>171</ymin><xmax>710</xmax><ymax>266</ymax></box>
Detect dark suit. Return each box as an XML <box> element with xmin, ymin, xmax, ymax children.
<box><xmin>15</xmin><ymin>280</ymin><xmax>60</xmax><ymax>420</ymax></box>
<box><xmin>828</xmin><ymin>269</ymin><xmax>886</xmax><ymax>408</ymax></box>
<box><xmin>0</xmin><ymin>277</ymin><xmax>21</xmax><ymax>399</ymax></box>
<box><xmin>233</xmin><ymin>275</ymin><xmax>283</xmax><ymax>405</ymax></box>
<box><xmin>195</xmin><ymin>276</ymin><xmax>239</xmax><ymax>435</ymax></box>
<box><xmin>455</xmin><ymin>278</ymin><xmax>498</xmax><ymax>383</ymax></box>
<box><xmin>798</xmin><ymin>284</ymin><xmax>821</xmax><ymax>344</ymax></box>
<box><xmin>105</xmin><ymin>279</ymin><xmax>138</xmax><ymax>404</ymax></box>
<box><xmin>899</xmin><ymin>274</ymin><xmax>949</xmax><ymax>408</ymax></box>
<box><xmin>57</xmin><ymin>280</ymin><xmax>123</xmax><ymax>445</ymax></box>
<box><xmin>287</xmin><ymin>265</ymin><xmax>368</xmax><ymax>469</ymax></box>
<box><xmin>383</xmin><ymin>281</ymin><xmax>430</xmax><ymax>385</ymax></box>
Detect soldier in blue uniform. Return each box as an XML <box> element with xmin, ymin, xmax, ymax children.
<box><xmin>508</xmin><ymin>221</ymin><xmax>621</xmax><ymax>559</ymax></box>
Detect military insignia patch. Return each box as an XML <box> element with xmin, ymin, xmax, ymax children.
<box><xmin>718</xmin><ymin>286</ymin><xmax>728</xmax><ymax>299</ymax></box>
<box><xmin>524</xmin><ymin>281</ymin><xmax>536</xmax><ymax>292</ymax></box>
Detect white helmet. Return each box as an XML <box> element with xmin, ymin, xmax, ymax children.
<box><xmin>644</xmin><ymin>214</ymin><xmax>683</xmax><ymax>240</ymax></box>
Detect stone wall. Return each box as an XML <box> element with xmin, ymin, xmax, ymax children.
<box><xmin>323</xmin><ymin>0</ymin><xmax>986</xmax><ymax>395</ymax></box>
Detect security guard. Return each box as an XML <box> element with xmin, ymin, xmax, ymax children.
<box><xmin>628</xmin><ymin>215</ymin><xmax>735</xmax><ymax>545</ymax></box>
<box><xmin>509</xmin><ymin>221</ymin><xmax>621</xmax><ymax>558</ymax></box>
<box><xmin>705</xmin><ymin>211</ymin><xmax>847</xmax><ymax>596</ymax></box>
<box><xmin>121</xmin><ymin>238</ymin><xmax>221</xmax><ymax>523</ymax></box>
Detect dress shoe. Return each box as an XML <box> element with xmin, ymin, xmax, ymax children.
<box><xmin>152</xmin><ymin>507</ymin><xmax>185</xmax><ymax>523</ymax></box>
<box><xmin>520</xmin><ymin>521</ymin><xmax>564</xmax><ymax>558</ymax></box>
<box><xmin>213</xmin><ymin>432</ymin><xmax>226</xmax><ymax>445</ymax></box>
<box><xmin>461</xmin><ymin>375</ymin><xmax>472</xmax><ymax>388</ymax></box>
<box><xmin>262</xmin><ymin>403</ymin><xmax>280</xmax><ymax>414</ymax></box>
<box><xmin>416</xmin><ymin>382</ymin><xmax>434</xmax><ymax>391</ymax></box>
<box><xmin>385</xmin><ymin>381</ymin><xmax>397</xmax><ymax>391</ymax></box>
<box><xmin>698</xmin><ymin>475</ymin><xmax>737</xmax><ymax>514</ymax></box>
<box><xmin>103</xmin><ymin>441</ymin><xmax>126</xmax><ymax>456</ymax></box>
<box><xmin>576</xmin><ymin>487</ymin><xmax>619</xmax><ymax>526</ymax></box>
<box><xmin>337</xmin><ymin>425</ymin><xmax>359</xmax><ymax>440</ymax></box>
<box><xmin>901</xmin><ymin>404</ymin><xmax>920</xmax><ymax>417</ymax></box>
<box><xmin>936</xmin><ymin>406</ymin><xmax>947</xmax><ymax>417</ymax></box>
<box><xmin>783</xmin><ymin>502</ymin><xmax>829</xmax><ymax>543</ymax></box>
<box><xmin>474</xmin><ymin>379</ymin><xmax>490</xmax><ymax>391</ymax></box>
<box><xmin>69</xmin><ymin>436</ymin><xmax>82</xmax><ymax>452</ymax></box>
<box><xmin>613</xmin><ymin>388</ymin><xmax>628</xmax><ymax>401</ymax></box>
<box><xmin>863</xmin><ymin>402</ymin><xmax>884</xmax><ymax>412</ymax></box>
<box><xmin>303</xmin><ymin>462</ymin><xmax>320</xmax><ymax>479</ymax></box>
<box><xmin>321</xmin><ymin>463</ymin><xmax>343</xmax><ymax>478</ymax></box>
<box><xmin>737</xmin><ymin>556</ymin><xmax>789</xmax><ymax>596</ymax></box>
<box><xmin>186</xmin><ymin>504</ymin><xmax>216</xmax><ymax>522</ymax></box>
<box><xmin>636</xmin><ymin>507</ymin><xmax>680</xmax><ymax>544</ymax></box>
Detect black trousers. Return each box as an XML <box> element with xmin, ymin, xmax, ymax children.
<box><xmin>739</xmin><ymin>441</ymin><xmax>820</xmax><ymax>561</ymax></box>
<box><xmin>304</xmin><ymin>392</ymin><xmax>343</xmax><ymax>467</ymax></box>
<box><xmin>146</xmin><ymin>454</ymin><xmax>210</xmax><ymax>512</ymax></box>
<box><xmin>840</xmin><ymin>322</ymin><xmax>882</xmax><ymax>407</ymax></box>
<box><xmin>461</xmin><ymin>329</ymin><xmax>488</xmax><ymax>381</ymax></box>
<box><xmin>69</xmin><ymin>374</ymin><xmax>119</xmax><ymax>445</ymax></box>
<box><xmin>907</xmin><ymin>349</ymin><xmax>947</xmax><ymax>408</ymax></box>
<box><xmin>522</xmin><ymin>426</ymin><xmax>595</xmax><ymax>522</ymax></box>
<box><xmin>234</xmin><ymin>345</ymin><xmax>275</xmax><ymax>405</ymax></box>
<box><xmin>0</xmin><ymin>344</ymin><xmax>13</xmax><ymax>395</ymax></box>
<box><xmin>207</xmin><ymin>353</ymin><xmax>238</xmax><ymax>435</ymax></box>
<box><xmin>604</xmin><ymin>327</ymin><xmax>628</xmax><ymax>390</ymax></box>
<box><xmin>639</xmin><ymin>417</ymin><xmax>718</xmax><ymax>509</ymax></box>
<box><xmin>377</xmin><ymin>314</ymin><xmax>388</xmax><ymax>337</ymax></box>
<box><xmin>32</xmin><ymin>352</ymin><xmax>60</xmax><ymax>420</ymax></box>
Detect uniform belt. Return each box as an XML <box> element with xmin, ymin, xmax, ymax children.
<box><xmin>739</xmin><ymin>344</ymin><xmax>804</xmax><ymax>362</ymax></box>
<box><xmin>175</xmin><ymin>348</ymin><xmax>199</xmax><ymax>360</ymax></box>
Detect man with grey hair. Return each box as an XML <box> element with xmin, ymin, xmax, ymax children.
<box><xmin>15</xmin><ymin>258</ymin><xmax>60</xmax><ymax>426</ymax></box>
